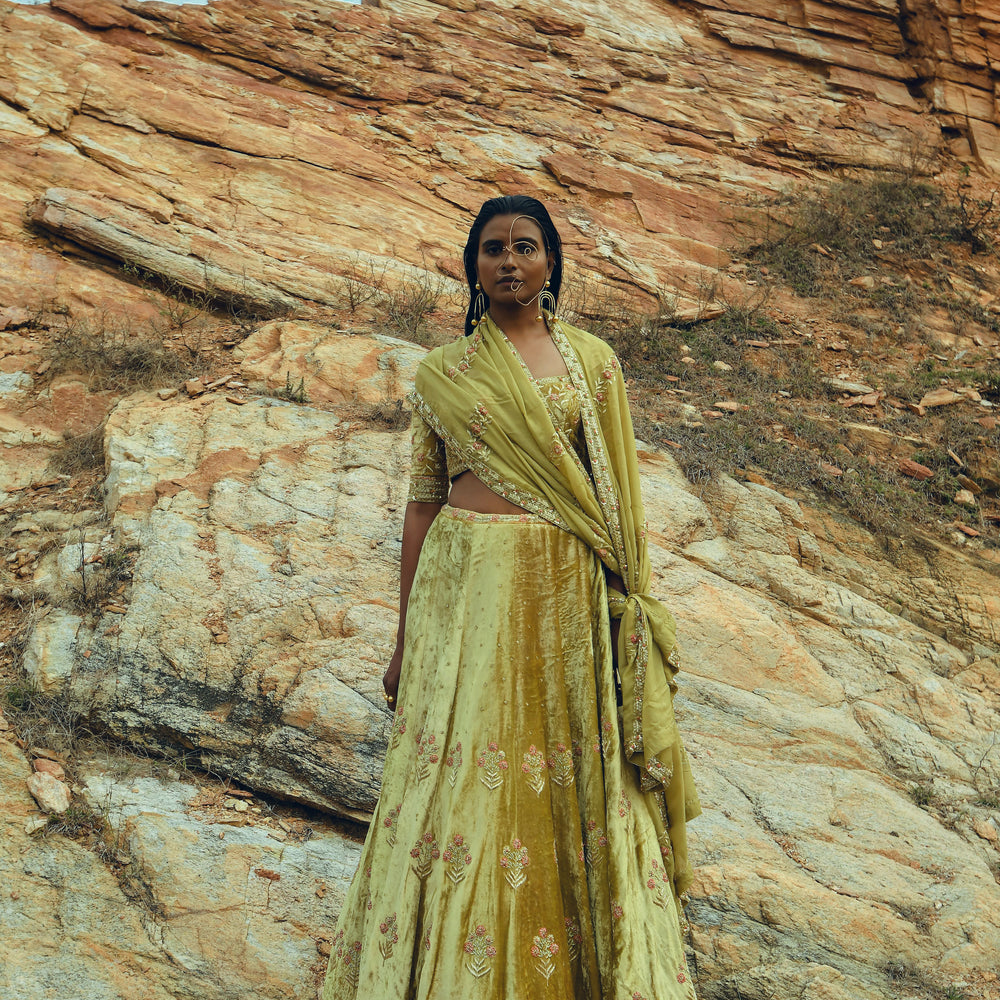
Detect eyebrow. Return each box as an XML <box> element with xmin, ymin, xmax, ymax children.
<box><xmin>482</xmin><ymin>236</ymin><xmax>540</xmax><ymax>246</ymax></box>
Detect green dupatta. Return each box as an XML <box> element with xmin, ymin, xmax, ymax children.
<box><xmin>411</xmin><ymin>312</ymin><xmax>701</xmax><ymax>897</ymax></box>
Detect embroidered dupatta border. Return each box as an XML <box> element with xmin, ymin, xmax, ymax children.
<box><xmin>548</xmin><ymin>320</ymin><xmax>630</xmax><ymax>582</ymax></box>
<box><xmin>408</xmin><ymin>391</ymin><xmax>573</xmax><ymax>533</ymax></box>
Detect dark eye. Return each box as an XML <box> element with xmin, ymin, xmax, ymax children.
<box><xmin>513</xmin><ymin>242</ymin><xmax>537</xmax><ymax>257</ymax></box>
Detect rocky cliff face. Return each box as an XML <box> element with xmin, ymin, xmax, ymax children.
<box><xmin>1</xmin><ymin>1</ymin><xmax>1000</xmax><ymax>999</ymax></box>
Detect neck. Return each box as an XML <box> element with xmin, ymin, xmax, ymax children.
<box><xmin>488</xmin><ymin>302</ymin><xmax>548</xmax><ymax>340</ymax></box>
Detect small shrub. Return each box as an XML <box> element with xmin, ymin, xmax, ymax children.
<box><xmin>1</xmin><ymin>676</ymin><xmax>88</xmax><ymax>753</ymax></box>
<box><xmin>909</xmin><ymin>782</ymin><xmax>935</xmax><ymax>807</ymax></box>
<box><xmin>380</xmin><ymin>269</ymin><xmax>449</xmax><ymax>346</ymax></box>
<box><xmin>339</xmin><ymin>252</ymin><xmax>388</xmax><ymax>313</ymax></box>
<box><xmin>66</xmin><ymin>540</ymin><xmax>138</xmax><ymax>615</ymax></box>
<box><xmin>46</xmin><ymin>316</ymin><xmax>186</xmax><ymax>392</ymax></box>
<box><xmin>46</xmin><ymin>801</ymin><xmax>105</xmax><ymax>839</ymax></box>
<box><xmin>356</xmin><ymin>399</ymin><xmax>411</xmax><ymax>430</ymax></box>
<box><xmin>49</xmin><ymin>425</ymin><xmax>106</xmax><ymax>476</ymax></box>
<box><xmin>272</xmin><ymin>371</ymin><xmax>309</xmax><ymax>404</ymax></box>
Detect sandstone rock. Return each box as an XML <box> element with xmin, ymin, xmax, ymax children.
<box><xmin>899</xmin><ymin>458</ymin><xmax>934</xmax><ymax>480</ymax></box>
<box><xmin>32</xmin><ymin>758</ymin><xmax>66</xmax><ymax>781</ymax></box>
<box><xmin>955</xmin><ymin>489</ymin><xmax>977</xmax><ymax>507</ymax></box>
<box><xmin>823</xmin><ymin>376</ymin><xmax>875</xmax><ymax>395</ymax></box>
<box><xmin>65</xmin><ymin>387</ymin><xmax>402</xmax><ymax>822</ymax></box>
<box><xmin>919</xmin><ymin>388</ymin><xmax>966</xmax><ymax>409</ymax></box>
<box><xmin>234</xmin><ymin>322</ymin><xmax>426</xmax><ymax>406</ymax></box>
<box><xmin>2</xmin><ymin>0</ymin><xmax>1000</xmax><ymax>998</ymax></box>
<box><xmin>973</xmin><ymin>819</ymin><xmax>998</xmax><ymax>842</ymax></box>
<box><xmin>25</xmin><ymin>771</ymin><xmax>72</xmax><ymax>814</ymax></box>
<box><xmin>22</xmin><ymin>609</ymin><xmax>86</xmax><ymax>694</ymax></box>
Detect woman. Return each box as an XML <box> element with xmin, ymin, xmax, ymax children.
<box><xmin>321</xmin><ymin>195</ymin><xmax>700</xmax><ymax>1000</ymax></box>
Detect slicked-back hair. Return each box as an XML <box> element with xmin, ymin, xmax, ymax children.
<box><xmin>462</xmin><ymin>195</ymin><xmax>563</xmax><ymax>336</ymax></box>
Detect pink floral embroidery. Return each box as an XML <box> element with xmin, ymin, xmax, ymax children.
<box><xmin>585</xmin><ymin>819</ymin><xmax>608</xmax><ymax>867</ymax></box>
<box><xmin>611</xmin><ymin>900</ymin><xmax>624</xmax><ymax>921</ymax></box>
<box><xmin>477</xmin><ymin>741</ymin><xmax>508</xmax><ymax>790</ymax></box>
<box><xmin>445</xmin><ymin>741</ymin><xmax>463</xmax><ymax>787</ymax></box>
<box><xmin>415</xmin><ymin>729</ymin><xmax>439</xmax><ymax>782</ymax></box>
<box><xmin>389</xmin><ymin>709</ymin><xmax>406</xmax><ymax>752</ymax></box>
<box><xmin>340</xmin><ymin>939</ymin><xmax>362</xmax><ymax>989</ymax></box>
<box><xmin>677</xmin><ymin>971</ymin><xmax>688</xmax><ymax>984</ymax></box>
<box><xmin>382</xmin><ymin>804</ymin><xmax>401</xmax><ymax>847</ymax></box>
<box><xmin>565</xmin><ymin>916</ymin><xmax>583</xmax><ymax>962</ymax></box>
<box><xmin>521</xmin><ymin>745</ymin><xmax>549</xmax><ymax>795</ymax></box>
<box><xmin>464</xmin><ymin>924</ymin><xmax>497</xmax><ymax>978</ymax></box>
<box><xmin>531</xmin><ymin>927</ymin><xmax>559</xmax><ymax>980</ymax></box>
<box><xmin>443</xmin><ymin>833</ymin><xmax>472</xmax><ymax>884</ymax></box>
<box><xmin>410</xmin><ymin>832</ymin><xmax>440</xmax><ymax>880</ymax></box>
<box><xmin>618</xmin><ymin>788</ymin><xmax>632</xmax><ymax>818</ymax></box>
<box><xmin>378</xmin><ymin>913</ymin><xmax>398</xmax><ymax>960</ymax></box>
<box><xmin>647</xmin><ymin>858</ymin><xmax>671</xmax><ymax>909</ymax></box>
<box><xmin>550</xmin><ymin>742</ymin><xmax>575</xmax><ymax>787</ymax></box>
<box><xmin>500</xmin><ymin>837</ymin><xmax>529</xmax><ymax>890</ymax></box>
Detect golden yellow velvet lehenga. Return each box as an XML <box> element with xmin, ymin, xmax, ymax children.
<box><xmin>321</xmin><ymin>315</ymin><xmax>700</xmax><ymax>1000</ymax></box>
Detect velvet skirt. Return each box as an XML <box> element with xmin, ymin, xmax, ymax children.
<box><xmin>320</xmin><ymin>505</ymin><xmax>696</xmax><ymax>1000</ymax></box>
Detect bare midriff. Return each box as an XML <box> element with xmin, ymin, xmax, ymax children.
<box><xmin>447</xmin><ymin>470</ymin><xmax>531</xmax><ymax>515</ymax></box>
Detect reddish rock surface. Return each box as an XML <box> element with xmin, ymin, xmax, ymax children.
<box><xmin>1</xmin><ymin>0</ymin><xmax>998</xmax><ymax>325</ymax></box>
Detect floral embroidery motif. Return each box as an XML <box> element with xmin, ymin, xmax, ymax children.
<box><xmin>550</xmin><ymin>742</ymin><xmax>575</xmax><ymax>787</ymax></box>
<box><xmin>378</xmin><ymin>913</ymin><xmax>398</xmax><ymax>960</ymax></box>
<box><xmin>500</xmin><ymin>837</ymin><xmax>529</xmax><ymax>890</ymax></box>
<box><xmin>415</xmin><ymin>729</ymin><xmax>439</xmax><ymax>782</ymax></box>
<box><xmin>521</xmin><ymin>745</ymin><xmax>548</xmax><ymax>795</ymax></box>
<box><xmin>611</xmin><ymin>899</ymin><xmax>624</xmax><ymax>921</ymax></box>
<box><xmin>389</xmin><ymin>709</ymin><xmax>406</xmax><ymax>753</ymax></box>
<box><xmin>618</xmin><ymin>788</ymin><xmax>632</xmax><ymax>818</ymax></box>
<box><xmin>632</xmin><ymin>992</ymin><xmax>648</xmax><ymax>1000</ymax></box>
<box><xmin>464</xmin><ymin>924</ymin><xmax>497</xmax><ymax>979</ymax></box>
<box><xmin>466</xmin><ymin>400</ymin><xmax>493</xmax><ymax>459</ymax></box>
<box><xmin>443</xmin><ymin>833</ymin><xmax>472</xmax><ymax>884</ymax></box>
<box><xmin>658</xmin><ymin>829</ymin><xmax>673</xmax><ymax>860</ymax></box>
<box><xmin>340</xmin><ymin>938</ymin><xmax>362</xmax><ymax>989</ymax></box>
<box><xmin>584</xmin><ymin>819</ymin><xmax>608</xmax><ymax>868</ymax></box>
<box><xmin>531</xmin><ymin>927</ymin><xmax>559</xmax><ymax>980</ymax></box>
<box><xmin>382</xmin><ymin>804</ymin><xmax>401</xmax><ymax>847</ymax></box>
<box><xmin>410</xmin><ymin>832</ymin><xmax>440</xmax><ymax>880</ymax></box>
<box><xmin>549</xmin><ymin>434</ymin><xmax>566</xmax><ymax>462</ymax></box>
<box><xmin>477</xmin><ymin>740</ymin><xmax>508</xmax><ymax>790</ymax></box>
<box><xmin>446</xmin><ymin>327</ymin><xmax>483</xmax><ymax>380</ymax></box>
<box><xmin>411</xmin><ymin>393</ymin><xmax>571</xmax><ymax>532</ymax></box>
<box><xmin>565</xmin><ymin>916</ymin><xmax>583</xmax><ymax>962</ymax></box>
<box><xmin>677</xmin><ymin>971</ymin><xmax>688</xmax><ymax>984</ymax></box>
<box><xmin>600</xmin><ymin>718</ymin><xmax>615</xmax><ymax>758</ymax></box>
<box><xmin>647</xmin><ymin>858</ymin><xmax>672</xmax><ymax>909</ymax></box>
<box><xmin>468</xmin><ymin>400</ymin><xmax>491</xmax><ymax>439</ymax></box>
<box><xmin>445</xmin><ymin>741</ymin><xmax>463</xmax><ymax>787</ymax></box>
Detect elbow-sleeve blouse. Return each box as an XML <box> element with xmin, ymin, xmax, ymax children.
<box><xmin>406</xmin><ymin>375</ymin><xmax>586</xmax><ymax>504</ymax></box>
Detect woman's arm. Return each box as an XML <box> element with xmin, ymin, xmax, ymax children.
<box><xmin>383</xmin><ymin>500</ymin><xmax>442</xmax><ymax>703</ymax></box>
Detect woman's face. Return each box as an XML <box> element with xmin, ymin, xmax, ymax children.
<box><xmin>476</xmin><ymin>214</ymin><xmax>554</xmax><ymax>308</ymax></box>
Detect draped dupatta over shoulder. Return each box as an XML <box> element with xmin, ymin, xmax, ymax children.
<box><xmin>411</xmin><ymin>314</ymin><xmax>701</xmax><ymax>898</ymax></box>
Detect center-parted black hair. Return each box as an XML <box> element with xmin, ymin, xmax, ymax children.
<box><xmin>462</xmin><ymin>195</ymin><xmax>563</xmax><ymax>336</ymax></box>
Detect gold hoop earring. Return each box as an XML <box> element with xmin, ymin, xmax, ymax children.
<box><xmin>470</xmin><ymin>290</ymin><xmax>486</xmax><ymax>327</ymax></box>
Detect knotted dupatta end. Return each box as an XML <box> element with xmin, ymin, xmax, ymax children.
<box><xmin>608</xmin><ymin>590</ymin><xmax>701</xmax><ymax>900</ymax></box>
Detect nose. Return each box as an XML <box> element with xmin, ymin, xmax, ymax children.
<box><xmin>497</xmin><ymin>246</ymin><xmax>517</xmax><ymax>271</ymax></box>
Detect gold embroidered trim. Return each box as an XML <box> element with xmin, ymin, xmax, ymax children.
<box><xmin>550</xmin><ymin>321</ymin><xmax>629</xmax><ymax>579</ymax></box>
<box><xmin>407</xmin><ymin>474</ymin><xmax>449</xmax><ymax>504</ymax></box>
<box><xmin>410</xmin><ymin>392</ymin><xmax>571</xmax><ymax>531</ymax></box>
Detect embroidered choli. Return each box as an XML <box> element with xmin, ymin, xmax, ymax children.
<box><xmin>407</xmin><ymin>375</ymin><xmax>585</xmax><ymax>503</ymax></box>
